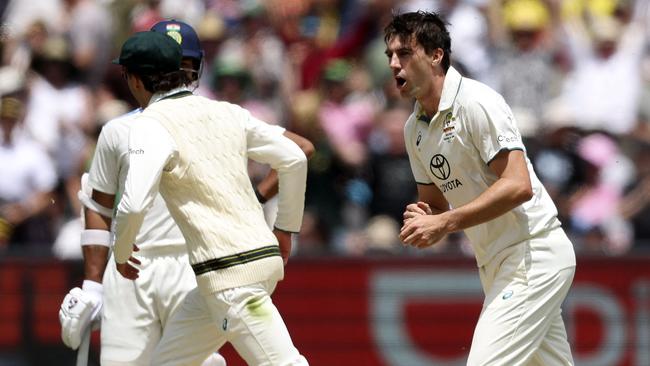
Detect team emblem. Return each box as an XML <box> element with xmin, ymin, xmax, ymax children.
<box><xmin>166</xmin><ymin>24</ymin><xmax>183</xmax><ymax>44</ymax></box>
<box><xmin>442</xmin><ymin>112</ymin><xmax>457</xmax><ymax>143</ymax></box>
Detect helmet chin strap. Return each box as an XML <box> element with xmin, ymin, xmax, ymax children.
<box><xmin>180</xmin><ymin>57</ymin><xmax>203</xmax><ymax>91</ymax></box>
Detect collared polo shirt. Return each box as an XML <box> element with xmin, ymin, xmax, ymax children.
<box><xmin>404</xmin><ymin>67</ymin><xmax>561</xmax><ymax>266</ymax></box>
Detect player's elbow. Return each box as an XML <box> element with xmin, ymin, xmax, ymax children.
<box><xmin>513</xmin><ymin>182</ymin><xmax>534</xmax><ymax>204</ymax></box>
<box><xmin>299</xmin><ymin>139</ymin><xmax>315</xmax><ymax>159</ymax></box>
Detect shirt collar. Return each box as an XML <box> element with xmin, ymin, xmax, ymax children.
<box><xmin>414</xmin><ymin>66</ymin><xmax>463</xmax><ymax>123</ymax></box>
<box><xmin>438</xmin><ymin>66</ymin><xmax>462</xmax><ymax>112</ymax></box>
<box><xmin>148</xmin><ymin>86</ymin><xmax>192</xmax><ymax>106</ymax></box>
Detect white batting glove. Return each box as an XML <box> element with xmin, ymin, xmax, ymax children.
<box><xmin>59</xmin><ymin>280</ymin><xmax>103</xmax><ymax>349</ymax></box>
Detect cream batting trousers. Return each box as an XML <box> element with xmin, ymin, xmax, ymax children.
<box><xmin>152</xmin><ymin>280</ymin><xmax>308</xmax><ymax>366</ymax></box>
<box><xmin>467</xmin><ymin>228</ymin><xmax>576</xmax><ymax>366</ymax></box>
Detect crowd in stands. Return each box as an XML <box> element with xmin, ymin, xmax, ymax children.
<box><xmin>1</xmin><ymin>0</ymin><xmax>649</xmax><ymax>259</ymax></box>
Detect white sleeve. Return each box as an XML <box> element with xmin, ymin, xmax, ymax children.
<box><xmin>244</xmin><ymin>111</ymin><xmax>307</xmax><ymax>233</ymax></box>
<box><xmin>464</xmin><ymin>95</ymin><xmax>525</xmax><ymax>165</ymax></box>
<box><xmin>113</xmin><ymin>117</ymin><xmax>177</xmax><ymax>263</ymax></box>
<box><xmin>88</xmin><ymin>125</ymin><xmax>119</xmax><ymax>194</ymax></box>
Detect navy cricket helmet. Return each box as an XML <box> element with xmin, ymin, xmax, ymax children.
<box><xmin>151</xmin><ymin>19</ymin><xmax>204</xmax><ymax>63</ymax></box>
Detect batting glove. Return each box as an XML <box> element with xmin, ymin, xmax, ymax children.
<box><xmin>59</xmin><ymin>280</ymin><xmax>103</xmax><ymax>349</ymax></box>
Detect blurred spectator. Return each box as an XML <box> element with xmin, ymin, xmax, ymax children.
<box><xmin>489</xmin><ymin>0</ymin><xmax>561</xmax><ymax>137</ymax></box>
<box><xmin>0</xmin><ymin>0</ymin><xmax>649</xmax><ymax>258</ymax></box>
<box><xmin>620</xmin><ymin>142</ymin><xmax>650</xmax><ymax>249</ymax></box>
<box><xmin>550</xmin><ymin>0</ymin><xmax>648</xmax><ymax>135</ymax></box>
<box><xmin>568</xmin><ymin>133</ymin><xmax>634</xmax><ymax>254</ymax></box>
<box><xmin>318</xmin><ymin>58</ymin><xmax>376</xmax><ymax>168</ymax></box>
<box><xmin>367</xmin><ymin>105</ymin><xmax>416</xmax><ymax>224</ymax></box>
<box><xmin>24</xmin><ymin>35</ymin><xmax>93</xmax><ymax>216</ymax></box>
<box><xmin>61</xmin><ymin>0</ymin><xmax>113</xmax><ymax>87</ymax></box>
<box><xmin>131</xmin><ymin>0</ymin><xmax>165</xmax><ymax>33</ymax></box>
<box><xmin>0</xmin><ymin>77</ymin><xmax>57</xmax><ymax>251</ymax></box>
<box><xmin>441</xmin><ymin>0</ymin><xmax>491</xmax><ymax>82</ymax></box>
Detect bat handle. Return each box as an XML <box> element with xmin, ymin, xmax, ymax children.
<box><xmin>76</xmin><ymin>326</ymin><xmax>91</xmax><ymax>366</ymax></box>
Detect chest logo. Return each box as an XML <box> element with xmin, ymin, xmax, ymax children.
<box><xmin>443</xmin><ymin>112</ymin><xmax>457</xmax><ymax>143</ymax></box>
<box><xmin>429</xmin><ymin>154</ymin><xmax>451</xmax><ymax>180</ymax></box>
<box><xmin>416</xmin><ymin>131</ymin><xmax>422</xmax><ymax>146</ymax></box>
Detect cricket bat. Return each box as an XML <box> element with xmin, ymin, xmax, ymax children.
<box><xmin>76</xmin><ymin>326</ymin><xmax>91</xmax><ymax>366</ymax></box>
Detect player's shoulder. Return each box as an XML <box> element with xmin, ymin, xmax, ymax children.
<box><xmin>101</xmin><ymin>108</ymin><xmax>142</xmax><ymax>133</ymax></box>
<box><xmin>457</xmin><ymin>77</ymin><xmax>505</xmax><ymax>107</ymax></box>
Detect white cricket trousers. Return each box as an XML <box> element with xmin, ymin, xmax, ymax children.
<box><xmin>101</xmin><ymin>249</ymin><xmax>196</xmax><ymax>365</ymax></box>
<box><xmin>467</xmin><ymin>228</ymin><xmax>576</xmax><ymax>366</ymax></box>
<box><xmin>152</xmin><ymin>280</ymin><xmax>308</xmax><ymax>366</ymax></box>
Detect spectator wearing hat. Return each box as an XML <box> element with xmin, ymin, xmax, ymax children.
<box><xmin>489</xmin><ymin>0</ymin><xmax>562</xmax><ymax>139</ymax></box>
<box><xmin>551</xmin><ymin>0</ymin><xmax>649</xmax><ymax>135</ymax></box>
<box><xmin>0</xmin><ymin>82</ymin><xmax>57</xmax><ymax>251</ymax></box>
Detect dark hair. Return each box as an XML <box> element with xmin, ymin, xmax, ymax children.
<box><xmin>384</xmin><ymin>11</ymin><xmax>452</xmax><ymax>72</ymax></box>
<box><xmin>127</xmin><ymin>69</ymin><xmax>192</xmax><ymax>93</ymax></box>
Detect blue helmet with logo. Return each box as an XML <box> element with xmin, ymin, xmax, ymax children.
<box><xmin>151</xmin><ymin>19</ymin><xmax>204</xmax><ymax>65</ymax></box>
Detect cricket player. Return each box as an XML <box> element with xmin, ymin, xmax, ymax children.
<box><xmin>112</xmin><ymin>31</ymin><xmax>308</xmax><ymax>366</ymax></box>
<box><xmin>59</xmin><ymin>21</ymin><xmax>312</xmax><ymax>366</ymax></box>
<box><xmin>385</xmin><ymin>11</ymin><xmax>576</xmax><ymax>365</ymax></box>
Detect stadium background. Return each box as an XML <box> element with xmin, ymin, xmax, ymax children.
<box><xmin>1</xmin><ymin>0</ymin><xmax>650</xmax><ymax>365</ymax></box>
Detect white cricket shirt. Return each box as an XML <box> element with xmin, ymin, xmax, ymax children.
<box><xmin>88</xmin><ymin>108</ymin><xmax>187</xmax><ymax>252</ymax></box>
<box><xmin>404</xmin><ymin>67</ymin><xmax>561</xmax><ymax>267</ymax></box>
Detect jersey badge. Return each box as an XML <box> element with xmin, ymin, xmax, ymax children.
<box><xmin>442</xmin><ymin>112</ymin><xmax>457</xmax><ymax>143</ymax></box>
<box><xmin>165</xmin><ymin>24</ymin><xmax>183</xmax><ymax>45</ymax></box>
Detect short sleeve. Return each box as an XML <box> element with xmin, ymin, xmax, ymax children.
<box><xmin>88</xmin><ymin>126</ymin><xmax>119</xmax><ymax>194</ymax></box>
<box><xmin>464</xmin><ymin>95</ymin><xmax>525</xmax><ymax>165</ymax></box>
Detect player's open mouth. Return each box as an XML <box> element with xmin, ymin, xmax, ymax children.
<box><xmin>395</xmin><ymin>76</ymin><xmax>407</xmax><ymax>89</ymax></box>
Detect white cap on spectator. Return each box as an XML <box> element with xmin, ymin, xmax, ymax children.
<box><xmin>0</xmin><ymin>66</ymin><xmax>25</xmax><ymax>96</ymax></box>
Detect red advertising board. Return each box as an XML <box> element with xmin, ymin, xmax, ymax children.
<box><xmin>220</xmin><ymin>257</ymin><xmax>650</xmax><ymax>366</ymax></box>
<box><xmin>1</xmin><ymin>256</ymin><xmax>649</xmax><ymax>365</ymax></box>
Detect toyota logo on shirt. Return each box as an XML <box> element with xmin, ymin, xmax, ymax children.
<box><xmin>429</xmin><ymin>154</ymin><xmax>450</xmax><ymax>180</ymax></box>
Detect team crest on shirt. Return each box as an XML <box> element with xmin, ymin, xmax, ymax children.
<box><xmin>442</xmin><ymin>112</ymin><xmax>457</xmax><ymax>143</ymax></box>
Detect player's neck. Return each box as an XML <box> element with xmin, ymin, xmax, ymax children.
<box><xmin>418</xmin><ymin>72</ymin><xmax>445</xmax><ymax>118</ymax></box>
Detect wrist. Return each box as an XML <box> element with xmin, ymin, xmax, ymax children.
<box><xmin>82</xmin><ymin>280</ymin><xmax>103</xmax><ymax>296</ymax></box>
<box><xmin>254</xmin><ymin>187</ymin><xmax>268</xmax><ymax>204</ymax></box>
<box><xmin>440</xmin><ymin>210</ymin><xmax>458</xmax><ymax>233</ymax></box>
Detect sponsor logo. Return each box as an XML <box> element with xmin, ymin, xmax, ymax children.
<box><xmin>416</xmin><ymin>131</ymin><xmax>422</xmax><ymax>146</ymax></box>
<box><xmin>502</xmin><ymin>290</ymin><xmax>514</xmax><ymax>300</ymax></box>
<box><xmin>429</xmin><ymin>154</ymin><xmax>450</xmax><ymax>180</ymax></box>
<box><xmin>128</xmin><ymin>148</ymin><xmax>144</xmax><ymax>155</ymax></box>
<box><xmin>67</xmin><ymin>297</ymin><xmax>78</xmax><ymax>310</ymax></box>
<box><xmin>439</xmin><ymin>179</ymin><xmax>463</xmax><ymax>193</ymax></box>
<box><xmin>497</xmin><ymin>133</ymin><xmax>520</xmax><ymax>143</ymax></box>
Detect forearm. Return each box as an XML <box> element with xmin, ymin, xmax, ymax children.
<box><xmin>255</xmin><ymin>170</ymin><xmax>278</xmax><ymax>203</ymax></box>
<box><xmin>82</xmin><ymin>196</ymin><xmax>114</xmax><ymax>283</ymax></box>
<box><xmin>82</xmin><ymin>245</ymin><xmax>109</xmax><ymax>283</ymax></box>
<box><xmin>255</xmin><ymin>131</ymin><xmax>314</xmax><ymax>202</ymax></box>
<box><xmin>441</xmin><ymin>177</ymin><xmax>531</xmax><ymax>233</ymax></box>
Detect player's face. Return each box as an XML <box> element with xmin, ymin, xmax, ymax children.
<box><xmin>181</xmin><ymin>58</ymin><xmax>200</xmax><ymax>82</ymax></box>
<box><xmin>385</xmin><ymin>35</ymin><xmax>435</xmax><ymax>101</ymax></box>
